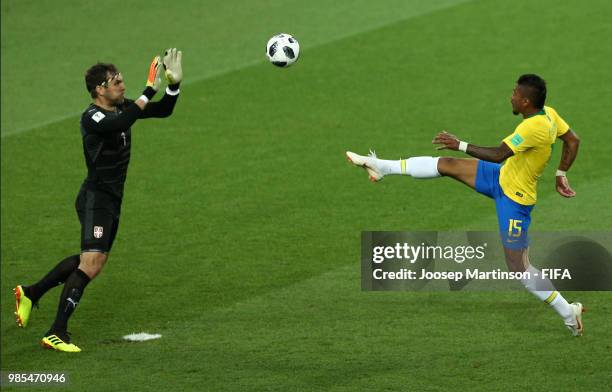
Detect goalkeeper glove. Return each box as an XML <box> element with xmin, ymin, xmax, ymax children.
<box><xmin>163</xmin><ymin>48</ymin><xmax>183</xmax><ymax>86</ymax></box>
<box><xmin>146</xmin><ymin>56</ymin><xmax>163</xmax><ymax>91</ymax></box>
<box><xmin>139</xmin><ymin>56</ymin><xmax>163</xmax><ymax>101</ymax></box>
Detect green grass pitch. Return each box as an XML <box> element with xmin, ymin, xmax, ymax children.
<box><xmin>2</xmin><ymin>0</ymin><xmax>612</xmax><ymax>390</ymax></box>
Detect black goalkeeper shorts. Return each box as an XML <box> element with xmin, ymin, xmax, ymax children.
<box><xmin>75</xmin><ymin>188</ymin><xmax>121</xmax><ymax>253</ymax></box>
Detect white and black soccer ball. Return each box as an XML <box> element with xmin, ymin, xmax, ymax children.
<box><xmin>266</xmin><ymin>33</ymin><xmax>300</xmax><ymax>68</ymax></box>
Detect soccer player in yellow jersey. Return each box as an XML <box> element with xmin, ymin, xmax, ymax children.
<box><xmin>346</xmin><ymin>74</ymin><xmax>584</xmax><ymax>336</ymax></box>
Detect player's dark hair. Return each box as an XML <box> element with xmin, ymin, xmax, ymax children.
<box><xmin>517</xmin><ymin>74</ymin><xmax>546</xmax><ymax>109</ymax></box>
<box><xmin>85</xmin><ymin>63</ymin><xmax>119</xmax><ymax>98</ymax></box>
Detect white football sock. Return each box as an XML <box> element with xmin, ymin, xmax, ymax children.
<box><xmin>375</xmin><ymin>156</ymin><xmax>441</xmax><ymax>178</ymax></box>
<box><xmin>521</xmin><ymin>264</ymin><xmax>574</xmax><ymax>323</ymax></box>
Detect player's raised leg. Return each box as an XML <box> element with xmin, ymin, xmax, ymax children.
<box><xmin>437</xmin><ymin>157</ymin><xmax>479</xmax><ymax>189</ymax></box>
<box><xmin>346</xmin><ymin>150</ymin><xmax>478</xmax><ymax>188</ymax></box>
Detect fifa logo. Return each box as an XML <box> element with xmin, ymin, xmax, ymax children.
<box><xmin>93</xmin><ymin>226</ymin><xmax>104</xmax><ymax>239</ymax></box>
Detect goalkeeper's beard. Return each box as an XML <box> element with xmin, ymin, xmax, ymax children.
<box><xmin>111</xmin><ymin>94</ymin><xmax>125</xmax><ymax>106</ymax></box>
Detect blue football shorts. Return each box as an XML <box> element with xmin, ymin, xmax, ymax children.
<box><xmin>475</xmin><ymin>160</ymin><xmax>534</xmax><ymax>250</ymax></box>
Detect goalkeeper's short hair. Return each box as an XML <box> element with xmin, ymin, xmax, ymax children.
<box><xmin>85</xmin><ymin>63</ymin><xmax>119</xmax><ymax>98</ymax></box>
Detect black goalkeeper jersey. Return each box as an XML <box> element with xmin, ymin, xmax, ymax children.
<box><xmin>79</xmin><ymin>92</ymin><xmax>179</xmax><ymax>201</ymax></box>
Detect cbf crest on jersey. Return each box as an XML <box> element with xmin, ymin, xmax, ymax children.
<box><xmin>93</xmin><ymin>226</ymin><xmax>104</xmax><ymax>239</ymax></box>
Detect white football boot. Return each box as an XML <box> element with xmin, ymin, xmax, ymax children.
<box><xmin>346</xmin><ymin>150</ymin><xmax>384</xmax><ymax>182</ymax></box>
<box><xmin>565</xmin><ymin>302</ymin><xmax>585</xmax><ymax>337</ymax></box>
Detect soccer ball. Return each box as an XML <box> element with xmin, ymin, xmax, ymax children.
<box><xmin>266</xmin><ymin>34</ymin><xmax>300</xmax><ymax>67</ymax></box>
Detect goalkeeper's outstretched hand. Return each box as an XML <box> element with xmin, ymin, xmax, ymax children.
<box><xmin>163</xmin><ymin>48</ymin><xmax>183</xmax><ymax>85</ymax></box>
<box><xmin>146</xmin><ymin>56</ymin><xmax>163</xmax><ymax>91</ymax></box>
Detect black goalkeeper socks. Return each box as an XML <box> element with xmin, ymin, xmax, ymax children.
<box><xmin>50</xmin><ymin>269</ymin><xmax>91</xmax><ymax>333</ymax></box>
<box><xmin>26</xmin><ymin>254</ymin><xmax>80</xmax><ymax>303</ymax></box>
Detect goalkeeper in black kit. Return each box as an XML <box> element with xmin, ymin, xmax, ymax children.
<box><xmin>13</xmin><ymin>49</ymin><xmax>183</xmax><ymax>352</ymax></box>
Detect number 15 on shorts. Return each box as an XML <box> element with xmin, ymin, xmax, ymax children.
<box><xmin>508</xmin><ymin>219</ymin><xmax>523</xmax><ymax>237</ymax></box>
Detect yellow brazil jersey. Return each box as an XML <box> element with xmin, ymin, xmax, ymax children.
<box><xmin>500</xmin><ymin>106</ymin><xmax>570</xmax><ymax>205</ymax></box>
